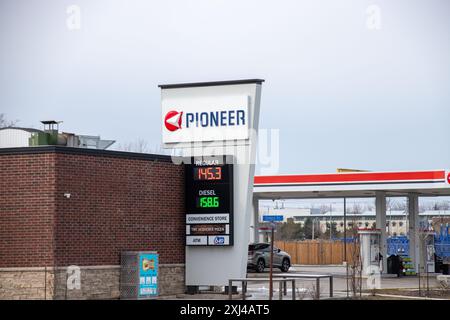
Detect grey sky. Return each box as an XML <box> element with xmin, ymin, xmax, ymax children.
<box><xmin>1</xmin><ymin>0</ymin><xmax>449</xmax><ymax>174</ymax></box>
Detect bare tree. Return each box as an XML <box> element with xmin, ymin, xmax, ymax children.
<box><xmin>350</xmin><ymin>203</ymin><xmax>364</xmax><ymax>215</ymax></box>
<box><xmin>343</xmin><ymin>202</ymin><xmax>364</xmax><ymax>297</ymax></box>
<box><xmin>433</xmin><ymin>201</ymin><xmax>450</xmax><ymax>211</ymax></box>
<box><xmin>418</xmin><ymin>230</ymin><xmax>436</xmax><ymax>297</ymax></box>
<box><xmin>0</xmin><ymin>113</ymin><xmax>18</xmax><ymax>128</ymax></box>
<box><xmin>386</xmin><ymin>197</ymin><xmax>393</xmax><ymax>211</ymax></box>
<box><xmin>348</xmin><ymin>218</ymin><xmax>363</xmax><ymax>297</ymax></box>
<box><xmin>392</xmin><ymin>199</ymin><xmax>407</xmax><ymax>211</ymax></box>
<box><xmin>117</xmin><ymin>140</ymin><xmax>149</xmax><ymax>153</ymax></box>
<box><xmin>134</xmin><ymin>139</ymin><xmax>149</xmax><ymax>153</ymax></box>
<box><xmin>116</xmin><ymin>139</ymin><xmax>169</xmax><ymax>155</ymax></box>
<box><xmin>319</xmin><ymin>204</ymin><xmax>329</xmax><ymax>215</ymax></box>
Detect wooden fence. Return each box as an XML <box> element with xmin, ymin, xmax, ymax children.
<box><xmin>275</xmin><ymin>240</ymin><xmax>360</xmax><ymax>265</ymax></box>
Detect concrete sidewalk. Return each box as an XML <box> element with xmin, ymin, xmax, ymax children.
<box><xmin>290</xmin><ymin>264</ymin><xmax>347</xmax><ymax>276</ymax></box>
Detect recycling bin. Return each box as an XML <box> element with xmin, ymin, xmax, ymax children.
<box><xmin>387</xmin><ymin>255</ymin><xmax>401</xmax><ymax>276</ymax></box>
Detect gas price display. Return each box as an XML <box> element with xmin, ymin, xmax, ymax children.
<box><xmin>194</xmin><ymin>167</ymin><xmax>222</xmax><ymax>181</ymax></box>
<box><xmin>197</xmin><ymin>196</ymin><xmax>219</xmax><ymax>208</ymax></box>
<box><xmin>185</xmin><ymin>156</ymin><xmax>233</xmax><ymax>246</ymax></box>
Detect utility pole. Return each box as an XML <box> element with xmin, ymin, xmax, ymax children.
<box><xmin>269</xmin><ymin>223</ymin><xmax>275</xmax><ymax>300</ymax></box>
<box><xmin>330</xmin><ymin>204</ymin><xmax>333</xmax><ymax>240</ymax></box>
<box><xmin>388</xmin><ymin>198</ymin><xmax>392</xmax><ymax>237</ymax></box>
<box><xmin>344</xmin><ymin>197</ymin><xmax>349</xmax><ymax>298</ymax></box>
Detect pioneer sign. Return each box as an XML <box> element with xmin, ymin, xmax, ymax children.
<box><xmin>162</xmin><ymin>95</ymin><xmax>249</xmax><ymax>144</ymax></box>
<box><xmin>159</xmin><ymin>79</ymin><xmax>263</xmax><ymax>287</ymax></box>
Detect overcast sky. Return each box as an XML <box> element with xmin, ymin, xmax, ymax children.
<box><xmin>1</xmin><ymin>0</ymin><xmax>449</xmax><ymax>175</ymax></box>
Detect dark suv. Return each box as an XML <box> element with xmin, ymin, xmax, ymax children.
<box><xmin>247</xmin><ymin>243</ymin><xmax>291</xmax><ymax>273</ymax></box>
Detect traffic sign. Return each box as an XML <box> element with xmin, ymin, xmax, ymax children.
<box><xmin>262</xmin><ymin>215</ymin><xmax>283</xmax><ymax>222</ymax></box>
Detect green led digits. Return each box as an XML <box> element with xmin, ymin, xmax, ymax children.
<box><xmin>198</xmin><ymin>196</ymin><xmax>219</xmax><ymax>208</ymax></box>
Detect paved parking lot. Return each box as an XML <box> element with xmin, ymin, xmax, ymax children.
<box><xmin>242</xmin><ymin>265</ymin><xmax>442</xmax><ymax>299</ymax></box>
<box><xmin>161</xmin><ymin>265</ymin><xmax>444</xmax><ymax>300</ymax></box>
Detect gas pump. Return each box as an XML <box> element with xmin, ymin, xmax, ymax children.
<box><xmin>420</xmin><ymin>231</ymin><xmax>435</xmax><ymax>273</ymax></box>
<box><xmin>358</xmin><ymin>229</ymin><xmax>382</xmax><ymax>276</ymax></box>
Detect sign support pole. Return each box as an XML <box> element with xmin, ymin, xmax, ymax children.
<box><xmin>269</xmin><ymin>224</ymin><xmax>274</xmax><ymax>300</ymax></box>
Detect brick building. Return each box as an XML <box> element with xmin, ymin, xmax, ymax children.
<box><xmin>0</xmin><ymin>146</ymin><xmax>185</xmax><ymax>299</ymax></box>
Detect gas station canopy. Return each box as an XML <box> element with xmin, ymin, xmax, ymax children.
<box><xmin>254</xmin><ymin>170</ymin><xmax>450</xmax><ymax>199</ymax></box>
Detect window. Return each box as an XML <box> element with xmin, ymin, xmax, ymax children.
<box><xmin>365</xmin><ymin>222</ymin><xmax>369</xmax><ymax>227</ymax></box>
<box><xmin>392</xmin><ymin>221</ymin><xmax>397</xmax><ymax>227</ymax></box>
<box><xmin>399</xmin><ymin>222</ymin><xmax>403</xmax><ymax>227</ymax></box>
<box><xmin>249</xmin><ymin>244</ymin><xmax>270</xmax><ymax>251</ymax></box>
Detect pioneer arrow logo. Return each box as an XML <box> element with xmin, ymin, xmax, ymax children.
<box><xmin>164</xmin><ymin>110</ymin><xmax>183</xmax><ymax>131</ymax></box>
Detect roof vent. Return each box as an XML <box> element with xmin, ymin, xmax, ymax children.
<box><xmin>41</xmin><ymin>120</ymin><xmax>62</xmax><ymax>133</ymax></box>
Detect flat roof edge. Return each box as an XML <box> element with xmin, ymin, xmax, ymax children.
<box><xmin>158</xmin><ymin>79</ymin><xmax>264</xmax><ymax>89</ymax></box>
<box><xmin>0</xmin><ymin>146</ymin><xmax>177</xmax><ymax>163</ymax></box>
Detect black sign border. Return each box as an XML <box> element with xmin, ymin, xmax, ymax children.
<box><xmin>184</xmin><ymin>155</ymin><xmax>234</xmax><ymax>246</ymax></box>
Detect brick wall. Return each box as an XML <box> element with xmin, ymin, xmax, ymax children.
<box><xmin>0</xmin><ymin>153</ymin><xmax>56</xmax><ymax>267</ymax></box>
<box><xmin>0</xmin><ymin>147</ymin><xmax>185</xmax><ymax>268</ymax></box>
<box><xmin>53</xmin><ymin>151</ymin><xmax>185</xmax><ymax>266</ymax></box>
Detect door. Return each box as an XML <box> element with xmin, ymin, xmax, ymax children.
<box><xmin>272</xmin><ymin>247</ymin><xmax>284</xmax><ymax>267</ymax></box>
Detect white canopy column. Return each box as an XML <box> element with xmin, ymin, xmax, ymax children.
<box><xmin>375</xmin><ymin>191</ymin><xmax>387</xmax><ymax>272</ymax></box>
<box><xmin>250</xmin><ymin>197</ymin><xmax>260</xmax><ymax>243</ymax></box>
<box><xmin>408</xmin><ymin>193</ymin><xmax>420</xmax><ymax>273</ymax></box>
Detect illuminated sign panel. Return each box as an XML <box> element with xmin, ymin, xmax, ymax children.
<box><xmin>161</xmin><ymin>95</ymin><xmax>249</xmax><ymax>144</ymax></box>
<box><xmin>193</xmin><ymin>166</ymin><xmax>223</xmax><ymax>181</ymax></box>
<box><xmin>185</xmin><ymin>156</ymin><xmax>233</xmax><ymax>246</ymax></box>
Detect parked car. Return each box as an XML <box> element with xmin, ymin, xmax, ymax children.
<box><xmin>247</xmin><ymin>242</ymin><xmax>291</xmax><ymax>273</ymax></box>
